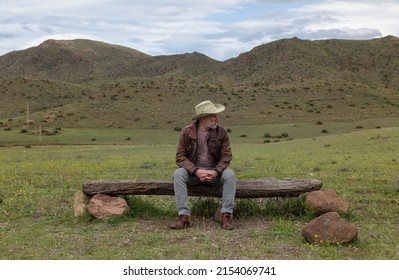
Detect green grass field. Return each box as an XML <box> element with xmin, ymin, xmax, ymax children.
<box><xmin>0</xmin><ymin>119</ymin><xmax>398</xmax><ymax>259</ymax></box>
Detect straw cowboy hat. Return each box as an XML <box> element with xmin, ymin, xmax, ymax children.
<box><xmin>191</xmin><ymin>100</ymin><xmax>225</xmax><ymax>121</ymax></box>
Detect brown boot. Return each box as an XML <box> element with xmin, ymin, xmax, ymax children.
<box><xmin>170</xmin><ymin>215</ymin><xmax>191</xmax><ymax>229</ymax></box>
<box><xmin>221</xmin><ymin>213</ymin><xmax>235</xmax><ymax>230</ymax></box>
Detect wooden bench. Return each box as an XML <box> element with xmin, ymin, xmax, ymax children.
<box><xmin>83</xmin><ymin>178</ymin><xmax>323</xmax><ymax>198</ymax></box>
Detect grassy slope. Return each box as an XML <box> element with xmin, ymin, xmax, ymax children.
<box><xmin>2</xmin><ymin>76</ymin><xmax>398</xmax><ymax>130</ymax></box>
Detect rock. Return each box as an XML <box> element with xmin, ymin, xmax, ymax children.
<box><xmin>73</xmin><ymin>191</ymin><xmax>89</xmax><ymax>217</ymax></box>
<box><xmin>305</xmin><ymin>189</ymin><xmax>349</xmax><ymax>214</ymax></box>
<box><xmin>87</xmin><ymin>194</ymin><xmax>129</xmax><ymax>219</ymax></box>
<box><xmin>302</xmin><ymin>212</ymin><xmax>357</xmax><ymax>245</ymax></box>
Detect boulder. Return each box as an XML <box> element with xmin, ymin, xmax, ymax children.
<box><xmin>302</xmin><ymin>212</ymin><xmax>357</xmax><ymax>245</ymax></box>
<box><xmin>305</xmin><ymin>189</ymin><xmax>349</xmax><ymax>214</ymax></box>
<box><xmin>87</xmin><ymin>194</ymin><xmax>129</xmax><ymax>219</ymax></box>
<box><xmin>73</xmin><ymin>191</ymin><xmax>89</xmax><ymax>217</ymax></box>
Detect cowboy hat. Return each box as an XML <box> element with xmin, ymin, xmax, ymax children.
<box><xmin>191</xmin><ymin>100</ymin><xmax>225</xmax><ymax>121</ymax></box>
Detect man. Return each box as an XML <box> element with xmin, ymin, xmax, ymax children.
<box><xmin>170</xmin><ymin>100</ymin><xmax>236</xmax><ymax>230</ymax></box>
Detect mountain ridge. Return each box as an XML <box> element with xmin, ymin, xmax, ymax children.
<box><xmin>1</xmin><ymin>36</ymin><xmax>398</xmax><ymax>129</ymax></box>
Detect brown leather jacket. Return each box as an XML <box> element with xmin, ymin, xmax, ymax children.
<box><xmin>176</xmin><ymin>121</ymin><xmax>232</xmax><ymax>175</ymax></box>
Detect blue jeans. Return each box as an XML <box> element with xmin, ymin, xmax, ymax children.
<box><xmin>173</xmin><ymin>167</ymin><xmax>236</xmax><ymax>216</ymax></box>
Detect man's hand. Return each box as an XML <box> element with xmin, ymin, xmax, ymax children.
<box><xmin>195</xmin><ymin>169</ymin><xmax>218</xmax><ymax>182</ymax></box>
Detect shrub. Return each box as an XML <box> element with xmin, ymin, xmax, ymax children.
<box><xmin>191</xmin><ymin>197</ymin><xmax>219</xmax><ymax>217</ymax></box>
<box><xmin>44</xmin><ymin>130</ymin><xmax>58</xmax><ymax>136</ymax></box>
<box><xmin>234</xmin><ymin>199</ymin><xmax>261</xmax><ymax>218</ymax></box>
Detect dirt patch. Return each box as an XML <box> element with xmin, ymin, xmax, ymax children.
<box><xmin>130</xmin><ymin>216</ymin><xmax>273</xmax><ymax>232</ymax></box>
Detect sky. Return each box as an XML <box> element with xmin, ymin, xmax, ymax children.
<box><xmin>1</xmin><ymin>0</ymin><xmax>398</xmax><ymax>61</ymax></box>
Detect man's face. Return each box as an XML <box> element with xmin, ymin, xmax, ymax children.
<box><xmin>204</xmin><ymin>114</ymin><xmax>220</xmax><ymax>130</ymax></box>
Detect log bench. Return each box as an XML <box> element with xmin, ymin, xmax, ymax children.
<box><xmin>77</xmin><ymin>178</ymin><xmax>323</xmax><ymax>219</ymax></box>
<box><xmin>83</xmin><ymin>178</ymin><xmax>323</xmax><ymax>198</ymax></box>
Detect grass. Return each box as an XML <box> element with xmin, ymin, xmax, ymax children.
<box><xmin>1</xmin><ymin>116</ymin><xmax>398</xmax><ymax>147</ymax></box>
<box><xmin>0</xmin><ymin>120</ymin><xmax>398</xmax><ymax>260</ymax></box>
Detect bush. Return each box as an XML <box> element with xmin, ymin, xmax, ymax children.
<box><xmin>43</xmin><ymin>129</ymin><xmax>58</xmax><ymax>136</ymax></box>
<box><xmin>234</xmin><ymin>199</ymin><xmax>261</xmax><ymax>218</ymax></box>
<box><xmin>191</xmin><ymin>197</ymin><xmax>219</xmax><ymax>217</ymax></box>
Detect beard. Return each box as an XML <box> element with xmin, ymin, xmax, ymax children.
<box><xmin>206</xmin><ymin>123</ymin><xmax>218</xmax><ymax>130</ymax></box>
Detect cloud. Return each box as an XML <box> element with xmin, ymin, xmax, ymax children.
<box><xmin>0</xmin><ymin>0</ymin><xmax>398</xmax><ymax>61</ymax></box>
<box><xmin>224</xmin><ymin>0</ymin><xmax>399</xmax><ymax>48</ymax></box>
<box><xmin>290</xmin><ymin>1</ymin><xmax>399</xmax><ymax>38</ymax></box>
<box><xmin>295</xmin><ymin>28</ymin><xmax>382</xmax><ymax>40</ymax></box>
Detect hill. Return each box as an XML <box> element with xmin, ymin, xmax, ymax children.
<box><xmin>0</xmin><ymin>39</ymin><xmax>220</xmax><ymax>83</ymax></box>
<box><xmin>0</xmin><ymin>37</ymin><xmax>398</xmax><ymax>129</ymax></box>
<box><xmin>220</xmin><ymin>36</ymin><xmax>399</xmax><ymax>87</ymax></box>
<box><xmin>0</xmin><ymin>39</ymin><xmax>150</xmax><ymax>83</ymax></box>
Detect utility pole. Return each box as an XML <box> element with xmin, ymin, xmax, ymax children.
<box><xmin>26</xmin><ymin>101</ymin><xmax>30</xmax><ymax>127</ymax></box>
<box><xmin>39</xmin><ymin>123</ymin><xmax>42</xmax><ymax>145</ymax></box>
<box><xmin>25</xmin><ymin>101</ymin><xmax>34</xmax><ymax>127</ymax></box>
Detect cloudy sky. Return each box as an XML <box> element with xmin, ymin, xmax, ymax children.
<box><xmin>1</xmin><ymin>0</ymin><xmax>398</xmax><ymax>61</ymax></box>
